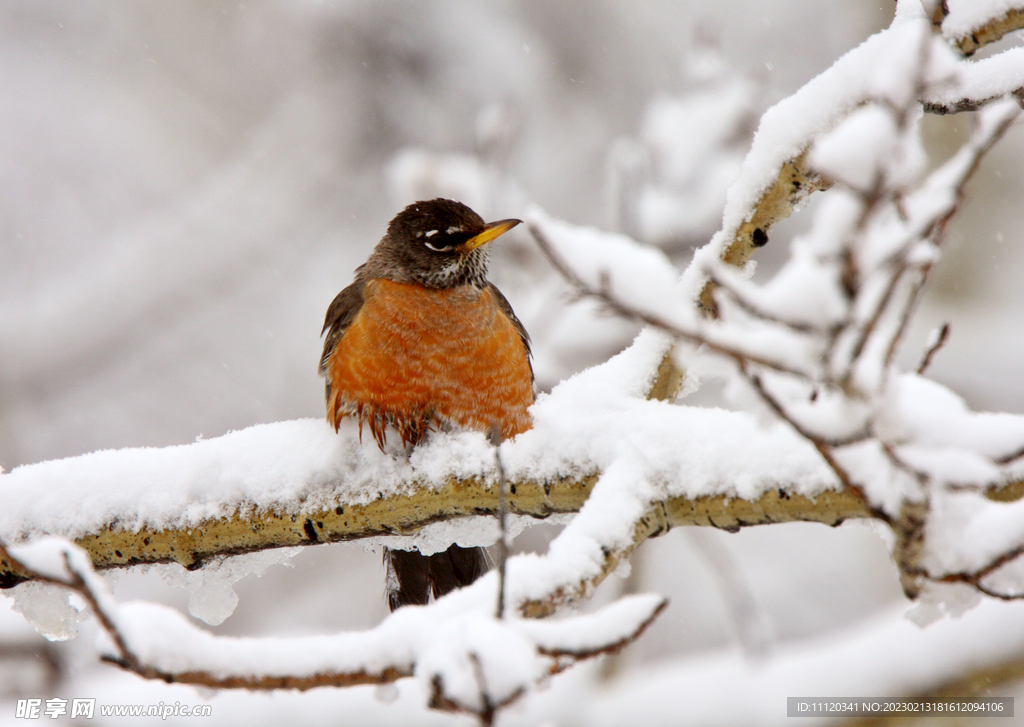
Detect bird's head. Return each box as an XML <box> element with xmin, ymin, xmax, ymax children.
<box><xmin>368</xmin><ymin>199</ymin><xmax>521</xmax><ymax>288</ymax></box>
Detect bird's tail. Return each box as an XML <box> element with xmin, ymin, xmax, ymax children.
<box><xmin>384</xmin><ymin>545</ymin><xmax>489</xmax><ymax>611</ymax></box>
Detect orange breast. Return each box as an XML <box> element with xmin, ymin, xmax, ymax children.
<box><xmin>326</xmin><ymin>279</ymin><xmax>533</xmax><ymax>447</ymax></box>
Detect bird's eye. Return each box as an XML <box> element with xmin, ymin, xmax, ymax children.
<box><xmin>420</xmin><ymin>229</ymin><xmax>446</xmax><ymax>252</ymax></box>
<box><xmin>419</xmin><ymin>226</ymin><xmax>473</xmax><ymax>252</ymax></box>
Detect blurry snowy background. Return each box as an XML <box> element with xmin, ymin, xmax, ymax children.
<box><xmin>2</xmin><ymin>0</ymin><xmax>1024</xmax><ymax>724</ymax></box>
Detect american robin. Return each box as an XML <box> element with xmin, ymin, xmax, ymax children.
<box><xmin>319</xmin><ymin>198</ymin><xmax>534</xmax><ymax>611</ymax></box>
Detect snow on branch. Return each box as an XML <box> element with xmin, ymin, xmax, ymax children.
<box><xmin>919</xmin><ymin>1</ymin><xmax>1024</xmax><ymax>112</ymax></box>
<box><xmin>0</xmin><ymin>334</ymin><xmax>861</xmax><ymax>597</ymax></box>
<box><xmin>530</xmin><ymin>0</ymin><xmax>1024</xmax><ymax>611</ymax></box>
<box><xmin>939</xmin><ymin>0</ymin><xmax>1024</xmax><ymax>56</ymax></box>
<box><xmin>657</xmin><ymin>0</ymin><xmax>1024</xmax><ymax>323</ymax></box>
<box><xmin>1</xmin><ymin>538</ymin><xmax>663</xmax><ymax>722</ymax></box>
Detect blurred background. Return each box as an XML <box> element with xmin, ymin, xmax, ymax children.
<box><xmin>2</xmin><ymin>0</ymin><xmax>1023</xmax><ymax>723</ymax></box>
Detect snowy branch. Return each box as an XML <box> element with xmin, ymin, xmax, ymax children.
<box><xmin>528</xmin><ymin>1</ymin><xmax>1024</xmax><ymax>610</ymax></box>
<box><xmin>920</xmin><ymin>1</ymin><xmax>1024</xmax><ymax>113</ymax></box>
<box><xmin>1</xmin><ymin>538</ymin><xmax>662</xmax><ymax>722</ymax></box>
<box><xmin>939</xmin><ymin>0</ymin><xmax>1024</xmax><ymax>56</ymax></box>
<box><xmin>0</xmin><ymin>440</ymin><xmax>872</xmax><ymax>596</ymax></box>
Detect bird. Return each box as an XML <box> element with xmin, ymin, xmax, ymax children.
<box><xmin>319</xmin><ymin>198</ymin><xmax>534</xmax><ymax>611</ymax></box>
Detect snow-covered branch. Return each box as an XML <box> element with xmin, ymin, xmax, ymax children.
<box><xmin>1</xmin><ymin>538</ymin><xmax>662</xmax><ymax>722</ymax></box>
<box><xmin>939</xmin><ymin>0</ymin><xmax>1024</xmax><ymax>56</ymax></box>
<box><xmin>530</xmin><ymin>0</ymin><xmax>1024</xmax><ymax>611</ymax></box>
<box><xmin>0</xmin><ymin>365</ymin><xmax>871</xmax><ymax>597</ymax></box>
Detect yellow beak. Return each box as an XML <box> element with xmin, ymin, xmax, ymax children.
<box><xmin>463</xmin><ymin>218</ymin><xmax>522</xmax><ymax>251</ymax></box>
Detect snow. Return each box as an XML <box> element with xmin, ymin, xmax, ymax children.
<box><xmin>4</xmin><ymin>538</ymin><xmax>117</xmax><ymax>641</ymax></box>
<box><xmin>0</xmin><ymin>324</ymin><xmax>842</xmax><ymax>644</ymax></box>
<box><xmin>7</xmin><ymin>536</ymin><xmax>93</xmax><ymax>582</ymax></box>
<box><xmin>905</xmin><ymin>582</ymin><xmax>983</xmax><ymax>626</ymax></box>
<box><xmin>736</xmin><ymin>241</ymin><xmax>848</xmax><ymax>329</ymax></box>
<box><xmin>97</xmin><ymin>580</ymin><xmax>662</xmax><ymax>704</ymax></box>
<box><xmin>0</xmin><ymin>590</ymin><xmax>38</xmax><ymax>641</ymax></box>
<box><xmin>5</xmin><ymin>587</ymin><xmax>1020</xmax><ymax>727</ymax></box>
<box><xmin>513</xmin><ymin>593</ymin><xmax>663</xmax><ymax>653</ymax></box>
<box><xmin>518</xmin><ymin>598</ymin><xmax>1024</xmax><ymax>727</ymax></box>
<box><xmin>0</xmin><ymin>419</ymin><xmax>366</xmax><ymax>541</ymax></box>
<box><xmin>365</xmin><ymin>514</ymin><xmax>557</xmax><ymax>557</ymax></box>
<box><xmin>529</xmin><ymin>209</ymin><xmax>827</xmax><ymax>377</ymax></box>
<box><xmin>892</xmin><ymin>373</ymin><xmax>1024</xmax><ymax>461</ymax></box>
<box><xmin>6</xmin><ymin>9</ymin><xmax>1023</xmax><ymax>708</ymax></box>
<box><xmin>808</xmin><ymin>104</ymin><xmax>925</xmax><ymax>193</ymax></box>
<box><xmin>526</xmin><ymin>207</ymin><xmax>688</xmax><ymax>325</ymax></box>
<box><xmin>943</xmin><ymin>0</ymin><xmax>1024</xmax><ymax>41</ymax></box>
<box><xmin>6</xmin><ymin>5</ymin><xmax>978</xmax><ymax>626</ymax></box>
<box><xmin>925</xmin><ymin>490</ymin><xmax>1024</xmax><ymax>576</ymax></box>
<box><xmin>2</xmin><ymin>2</ymin><xmax>1024</xmax><ymax>724</ymax></box>
<box><xmin>640</xmin><ymin>84</ymin><xmax>753</xmax><ymax>186</ymax></box>
<box><xmin>633</xmin><ymin>72</ymin><xmax>756</xmax><ymax>245</ymax></box>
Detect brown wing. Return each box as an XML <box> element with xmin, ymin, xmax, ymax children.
<box><xmin>486</xmin><ymin>282</ymin><xmax>534</xmax><ymax>390</ymax></box>
<box><xmin>319</xmin><ymin>272</ymin><xmax>367</xmax><ymax>402</ymax></box>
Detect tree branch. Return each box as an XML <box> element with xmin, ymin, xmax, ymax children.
<box><xmin>518</xmin><ymin>486</ymin><xmax>869</xmax><ymax>619</ymax></box>
<box><xmin>943</xmin><ymin>3</ymin><xmax>1024</xmax><ymax>56</ymax></box>
<box><xmin>698</xmin><ymin>152</ymin><xmax>831</xmax><ymax>314</ymax></box>
<box><xmin>1</xmin><ymin>539</ymin><xmax>665</xmax><ymax>707</ymax></box>
<box><xmin>0</xmin><ymin>471</ymin><xmax>877</xmax><ymax>596</ymax></box>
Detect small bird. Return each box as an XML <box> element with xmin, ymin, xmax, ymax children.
<box><xmin>319</xmin><ymin>198</ymin><xmax>534</xmax><ymax>611</ymax></box>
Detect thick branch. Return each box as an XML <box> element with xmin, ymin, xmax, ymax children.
<box><xmin>0</xmin><ymin>474</ymin><xmax>876</xmax><ymax>592</ymax></box>
<box><xmin>0</xmin><ymin>473</ymin><xmax>592</xmax><ymax>587</ymax></box>
<box><xmin>698</xmin><ymin>152</ymin><xmax>831</xmax><ymax>314</ymax></box>
<box><xmin>518</xmin><ymin>486</ymin><xmax>868</xmax><ymax>618</ymax></box>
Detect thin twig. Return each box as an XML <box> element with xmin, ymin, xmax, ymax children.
<box><xmin>488</xmin><ymin>426</ymin><xmax>510</xmax><ymax>620</ymax></box>
<box><xmin>930</xmin><ymin>544</ymin><xmax>1024</xmax><ymax>600</ymax></box>
<box><xmin>705</xmin><ymin>271</ymin><xmax>818</xmax><ymax>334</ymax></box>
<box><xmin>744</xmin><ymin>369</ymin><xmax>860</xmax><ymax>497</ymax></box>
<box><xmin>916</xmin><ymin>323</ymin><xmax>950</xmax><ymax>374</ymax></box>
<box><xmin>883</xmin><ymin>106</ymin><xmax>1021</xmax><ymax>370</ymax></box>
<box><xmin>941</xmin><ymin>544</ymin><xmax>1024</xmax><ymax>585</ymax></box>
<box><xmin>530</xmin><ymin>223</ymin><xmax>813</xmax><ymax>379</ymax></box>
<box><xmin>59</xmin><ymin>552</ymin><xmax>140</xmax><ymax>672</ymax></box>
<box><xmin>840</xmin><ymin>259</ymin><xmax>904</xmax><ymax>381</ymax></box>
<box><xmin>848</xmin><ymin>99</ymin><xmax>1020</xmax><ymax>384</ymax></box>
<box><xmin>995</xmin><ymin>445</ymin><xmax>1024</xmax><ymax>466</ymax></box>
<box><xmin>2</xmin><ymin>542</ymin><xmax>666</xmax><ymax>700</ymax></box>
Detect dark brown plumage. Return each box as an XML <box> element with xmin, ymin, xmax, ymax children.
<box><xmin>319</xmin><ymin>198</ymin><xmax>534</xmax><ymax>611</ymax></box>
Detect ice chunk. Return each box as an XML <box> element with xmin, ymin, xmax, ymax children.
<box><xmin>905</xmin><ymin>581</ymin><xmax>982</xmax><ymax>626</ymax></box>
<box><xmin>160</xmin><ymin>548</ymin><xmax>300</xmax><ymax>626</ymax></box>
<box><xmin>374</xmin><ymin>683</ymin><xmax>400</xmax><ymax>704</ymax></box>
<box><xmin>6</xmin><ymin>581</ymin><xmax>85</xmax><ymax>641</ymax></box>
